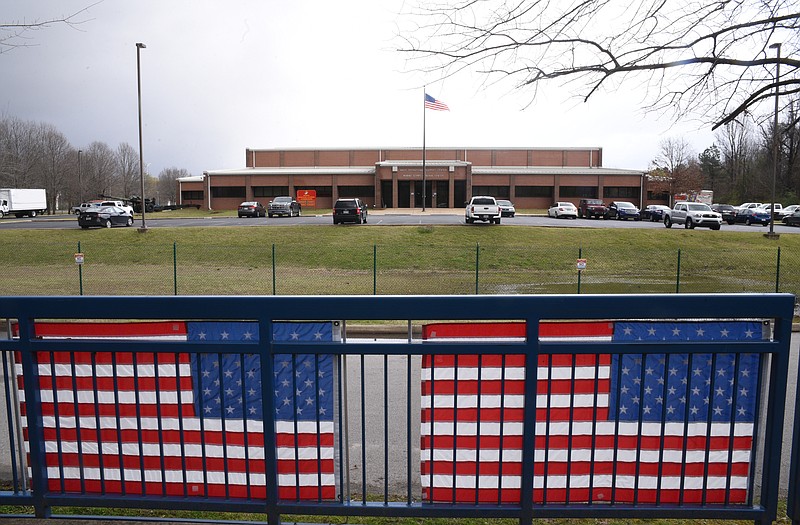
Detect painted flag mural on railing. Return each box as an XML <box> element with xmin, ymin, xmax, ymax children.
<box><xmin>15</xmin><ymin>321</ymin><xmax>335</xmax><ymax>500</ymax></box>
<box><xmin>421</xmin><ymin>321</ymin><xmax>762</xmax><ymax>505</ymax></box>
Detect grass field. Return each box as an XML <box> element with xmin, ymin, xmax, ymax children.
<box><xmin>2</xmin><ymin>224</ymin><xmax>799</xmax><ymax>296</ymax></box>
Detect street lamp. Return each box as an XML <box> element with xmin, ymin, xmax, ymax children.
<box><xmin>136</xmin><ymin>42</ymin><xmax>148</xmax><ymax>232</ymax></box>
<box><xmin>77</xmin><ymin>149</ymin><xmax>82</xmax><ymax>203</ymax></box>
<box><xmin>766</xmin><ymin>42</ymin><xmax>781</xmax><ymax>239</ymax></box>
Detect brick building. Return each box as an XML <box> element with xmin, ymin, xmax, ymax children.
<box><xmin>182</xmin><ymin>147</ymin><xmax>652</xmax><ymax>210</ymax></box>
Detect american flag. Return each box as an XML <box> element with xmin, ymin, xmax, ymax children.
<box><xmin>421</xmin><ymin>321</ymin><xmax>761</xmax><ymax>504</ymax></box>
<box><xmin>16</xmin><ymin>321</ymin><xmax>335</xmax><ymax>500</ymax></box>
<box><xmin>424</xmin><ymin>93</ymin><xmax>450</xmax><ymax>111</ymax></box>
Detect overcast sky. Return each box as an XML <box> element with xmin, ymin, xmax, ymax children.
<box><xmin>2</xmin><ymin>1</ymin><xmax>721</xmax><ymax>178</ymax></box>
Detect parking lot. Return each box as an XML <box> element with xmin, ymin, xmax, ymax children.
<box><xmin>3</xmin><ymin>210</ymin><xmax>800</xmax><ymax>232</ymax></box>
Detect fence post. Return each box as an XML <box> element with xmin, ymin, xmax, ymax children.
<box><xmin>776</xmin><ymin>246</ymin><xmax>781</xmax><ymax>293</ymax></box>
<box><xmin>272</xmin><ymin>244</ymin><xmax>276</xmax><ymax>295</ymax></box>
<box><xmin>373</xmin><ymin>244</ymin><xmax>377</xmax><ymax>295</ymax></box>
<box><xmin>77</xmin><ymin>241</ymin><xmax>83</xmax><ymax>296</ymax></box>
<box><xmin>676</xmin><ymin>248</ymin><xmax>681</xmax><ymax>293</ymax></box>
<box><xmin>173</xmin><ymin>241</ymin><xmax>178</xmax><ymax>295</ymax></box>
<box><xmin>577</xmin><ymin>245</ymin><xmax>582</xmax><ymax>294</ymax></box>
<box><xmin>475</xmin><ymin>243</ymin><xmax>480</xmax><ymax>294</ymax></box>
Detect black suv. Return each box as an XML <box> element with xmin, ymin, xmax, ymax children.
<box><xmin>710</xmin><ymin>203</ymin><xmax>737</xmax><ymax>225</ymax></box>
<box><xmin>578</xmin><ymin>198</ymin><xmax>607</xmax><ymax>219</ymax></box>
<box><xmin>332</xmin><ymin>198</ymin><xmax>368</xmax><ymax>224</ymax></box>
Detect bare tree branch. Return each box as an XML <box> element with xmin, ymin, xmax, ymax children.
<box><xmin>1</xmin><ymin>2</ymin><xmax>100</xmax><ymax>54</ymax></box>
<box><xmin>398</xmin><ymin>0</ymin><xmax>800</xmax><ymax>129</ymax></box>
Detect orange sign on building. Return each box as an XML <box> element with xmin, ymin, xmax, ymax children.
<box><xmin>297</xmin><ymin>189</ymin><xmax>317</xmax><ymax>208</ymax></box>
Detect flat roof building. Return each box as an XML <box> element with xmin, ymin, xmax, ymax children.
<box><xmin>184</xmin><ymin>147</ymin><xmax>650</xmax><ymax>210</ymax></box>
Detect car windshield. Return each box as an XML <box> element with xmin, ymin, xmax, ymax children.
<box><xmin>687</xmin><ymin>204</ymin><xmax>711</xmax><ymax>211</ymax></box>
<box><xmin>616</xmin><ymin>202</ymin><xmax>635</xmax><ymax>209</ymax></box>
<box><xmin>497</xmin><ymin>200</ymin><xmax>512</xmax><ymax>206</ymax></box>
<box><xmin>274</xmin><ymin>197</ymin><xmax>292</xmax><ymax>203</ymax></box>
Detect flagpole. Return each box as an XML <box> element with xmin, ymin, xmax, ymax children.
<box><xmin>422</xmin><ymin>88</ymin><xmax>427</xmax><ymax>212</ymax></box>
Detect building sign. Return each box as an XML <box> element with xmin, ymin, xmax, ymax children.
<box><xmin>397</xmin><ymin>167</ymin><xmax>450</xmax><ymax>179</ymax></box>
<box><xmin>297</xmin><ymin>189</ymin><xmax>317</xmax><ymax>208</ymax></box>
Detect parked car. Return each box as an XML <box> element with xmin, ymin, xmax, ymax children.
<box><xmin>78</xmin><ymin>206</ymin><xmax>133</xmax><ymax>229</ymax></box>
<box><xmin>641</xmin><ymin>205</ymin><xmax>671</xmax><ymax>222</ymax></box>
<box><xmin>496</xmin><ymin>199</ymin><xmax>516</xmax><ymax>217</ymax></box>
<box><xmin>782</xmin><ymin>209</ymin><xmax>800</xmax><ymax>226</ymax></box>
<box><xmin>778</xmin><ymin>204</ymin><xmax>800</xmax><ymax>219</ymax></box>
<box><xmin>734</xmin><ymin>207</ymin><xmax>771</xmax><ymax>226</ymax></box>
<box><xmin>71</xmin><ymin>202</ymin><xmax>102</xmax><ymax>215</ymax></box>
<box><xmin>237</xmin><ymin>201</ymin><xmax>266</xmax><ymax>218</ymax></box>
<box><xmin>100</xmin><ymin>200</ymin><xmax>135</xmax><ymax>216</ymax></box>
<box><xmin>710</xmin><ymin>204</ymin><xmax>737</xmax><ymax>225</ymax></box>
<box><xmin>465</xmin><ymin>196</ymin><xmax>501</xmax><ymax>224</ymax></box>
<box><xmin>547</xmin><ymin>201</ymin><xmax>578</xmax><ymax>219</ymax></box>
<box><xmin>578</xmin><ymin>198</ymin><xmax>606</xmax><ymax>219</ymax></box>
<box><xmin>268</xmin><ymin>196</ymin><xmax>301</xmax><ymax>217</ymax></box>
<box><xmin>333</xmin><ymin>198</ymin><xmax>368</xmax><ymax>224</ymax></box>
<box><xmin>663</xmin><ymin>202</ymin><xmax>722</xmax><ymax>229</ymax></box>
<box><xmin>736</xmin><ymin>202</ymin><xmax>763</xmax><ymax>212</ymax></box>
<box><xmin>605</xmin><ymin>201</ymin><xmax>640</xmax><ymax>220</ymax></box>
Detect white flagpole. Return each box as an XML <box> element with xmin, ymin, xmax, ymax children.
<box><xmin>423</xmin><ymin>89</ymin><xmax>427</xmax><ymax>212</ymax></box>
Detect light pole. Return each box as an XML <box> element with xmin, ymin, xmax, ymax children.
<box><xmin>766</xmin><ymin>42</ymin><xmax>781</xmax><ymax>239</ymax></box>
<box><xmin>136</xmin><ymin>42</ymin><xmax>148</xmax><ymax>232</ymax></box>
<box><xmin>77</xmin><ymin>149</ymin><xmax>82</xmax><ymax>203</ymax></box>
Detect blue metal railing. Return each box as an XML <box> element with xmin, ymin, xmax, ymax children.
<box><xmin>0</xmin><ymin>293</ymin><xmax>795</xmax><ymax>525</ymax></box>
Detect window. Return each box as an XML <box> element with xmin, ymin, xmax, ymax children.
<box><xmin>647</xmin><ymin>190</ymin><xmax>669</xmax><ymax>200</ymax></box>
<box><xmin>302</xmin><ymin>186</ymin><xmax>332</xmax><ymax>197</ymax></box>
<box><xmin>472</xmin><ymin>186</ymin><xmax>509</xmax><ymax>199</ymax></box>
<box><xmin>253</xmin><ymin>186</ymin><xmax>288</xmax><ymax>198</ymax></box>
<box><xmin>604</xmin><ymin>186</ymin><xmax>639</xmax><ymax>199</ymax></box>
<box><xmin>338</xmin><ymin>186</ymin><xmax>374</xmax><ymax>197</ymax></box>
<box><xmin>560</xmin><ymin>186</ymin><xmax>597</xmax><ymax>198</ymax></box>
<box><xmin>181</xmin><ymin>190</ymin><xmax>203</xmax><ymax>200</ymax></box>
<box><xmin>514</xmin><ymin>186</ymin><xmax>553</xmax><ymax>198</ymax></box>
<box><xmin>210</xmin><ymin>186</ymin><xmax>245</xmax><ymax>198</ymax></box>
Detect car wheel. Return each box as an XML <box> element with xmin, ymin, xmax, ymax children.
<box><xmin>104</xmin><ymin>220</ymin><xmax>112</xmax><ymax>228</ymax></box>
<box><xmin>268</xmin><ymin>213</ymin><xmax>274</xmax><ymax>218</ymax></box>
<box><xmin>80</xmin><ymin>226</ymin><xmax>88</xmax><ymax>229</ymax></box>
<box><xmin>466</xmin><ymin>217</ymin><xmax>473</xmax><ymax>224</ymax></box>
<box><xmin>746</xmin><ymin>218</ymin><xmax>752</xmax><ymax>225</ymax></box>
<box><xmin>727</xmin><ymin>220</ymin><xmax>735</xmax><ymax>225</ymax></box>
<box><xmin>664</xmin><ymin>216</ymin><xmax>672</xmax><ymax>228</ymax></box>
<box><xmin>363</xmin><ymin>215</ymin><xmax>367</xmax><ymax>224</ymax></box>
<box><xmin>711</xmin><ymin>224</ymin><xmax>721</xmax><ymax>230</ymax></box>
<box><xmin>126</xmin><ymin>217</ymin><xmax>133</xmax><ymax>227</ymax></box>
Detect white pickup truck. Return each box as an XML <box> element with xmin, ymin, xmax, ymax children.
<box><xmin>663</xmin><ymin>201</ymin><xmax>722</xmax><ymax>230</ymax></box>
<box><xmin>465</xmin><ymin>196</ymin><xmax>502</xmax><ymax>224</ymax></box>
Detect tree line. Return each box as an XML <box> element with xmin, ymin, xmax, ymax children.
<box><xmin>650</xmin><ymin>102</ymin><xmax>800</xmax><ymax>205</ymax></box>
<box><xmin>0</xmin><ymin>115</ymin><xmax>191</xmax><ymax>214</ymax></box>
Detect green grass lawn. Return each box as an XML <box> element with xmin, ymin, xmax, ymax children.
<box><xmin>2</xmin><ymin>225</ymin><xmax>798</xmax><ymax>296</ymax></box>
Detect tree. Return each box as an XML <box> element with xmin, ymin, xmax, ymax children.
<box><xmin>157</xmin><ymin>167</ymin><xmax>189</xmax><ymax>205</ymax></box>
<box><xmin>651</xmin><ymin>137</ymin><xmax>704</xmax><ymax>203</ymax></box>
<box><xmin>716</xmin><ymin>120</ymin><xmax>760</xmax><ymax>201</ymax></box>
<box><xmin>82</xmin><ymin>141</ymin><xmax>116</xmax><ymax>199</ymax></box>
<box><xmin>399</xmin><ymin>0</ymin><xmax>800</xmax><ymax>129</ymax></box>
<box><xmin>698</xmin><ymin>145</ymin><xmax>723</xmax><ymax>194</ymax></box>
<box><xmin>114</xmin><ymin>142</ymin><xmax>140</xmax><ymax>198</ymax></box>
<box><xmin>36</xmin><ymin>123</ymin><xmax>71</xmax><ymax>214</ymax></box>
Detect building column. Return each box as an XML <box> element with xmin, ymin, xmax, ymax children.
<box><xmin>449</xmin><ymin>176</ymin><xmax>455</xmax><ymax>208</ymax></box>
<box><xmin>392</xmin><ymin>174</ymin><xmax>398</xmax><ymax>208</ymax></box>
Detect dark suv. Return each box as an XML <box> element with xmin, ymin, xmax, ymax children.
<box><xmin>578</xmin><ymin>199</ymin><xmax>607</xmax><ymax>219</ymax></box>
<box><xmin>333</xmin><ymin>198</ymin><xmax>368</xmax><ymax>224</ymax></box>
<box><xmin>710</xmin><ymin>203</ymin><xmax>737</xmax><ymax>225</ymax></box>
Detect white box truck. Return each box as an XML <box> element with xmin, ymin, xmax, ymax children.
<box><xmin>0</xmin><ymin>188</ymin><xmax>47</xmax><ymax>218</ymax></box>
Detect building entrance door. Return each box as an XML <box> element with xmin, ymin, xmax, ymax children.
<box><xmin>397</xmin><ymin>181</ymin><xmax>411</xmax><ymax>208</ymax></box>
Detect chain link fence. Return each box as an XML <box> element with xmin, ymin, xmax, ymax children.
<box><xmin>2</xmin><ymin>240</ymin><xmax>798</xmax><ymax>299</ymax></box>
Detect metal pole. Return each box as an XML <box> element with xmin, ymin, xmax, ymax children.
<box><xmin>78</xmin><ymin>241</ymin><xmax>83</xmax><ymax>296</ymax></box>
<box><xmin>136</xmin><ymin>42</ymin><xmax>148</xmax><ymax>232</ymax></box>
<box><xmin>776</xmin><ymin>246</ymin><xmax>781</xmax><ymax>293</ymax></box>
<box><xmin>373</xmin><ymin>244</ymin><xmax>377</xmax><ymax>295</ymax></box>
<box><xmin>272</xmin><ymin>244</ymin><xmax>277</xmax><ymax>295</ymax></box>
<box><xmin>676</xmin><ymin>248</ymin><xmax>681</xmax><ymax>293</ymax></box>
<box><xmin>173</xmin><ymin>242</ymin><xmax>178</xmax><ymax>295</ymax></box>
<box><xmin>767</xmin><ymin>42</ymin><xmax>781</xmax><ymax>239</ymax></box>
<box><xmin>577</xmin><ymin>246</ymin><xmax>582</xmax><ymax>294</ymax></box>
